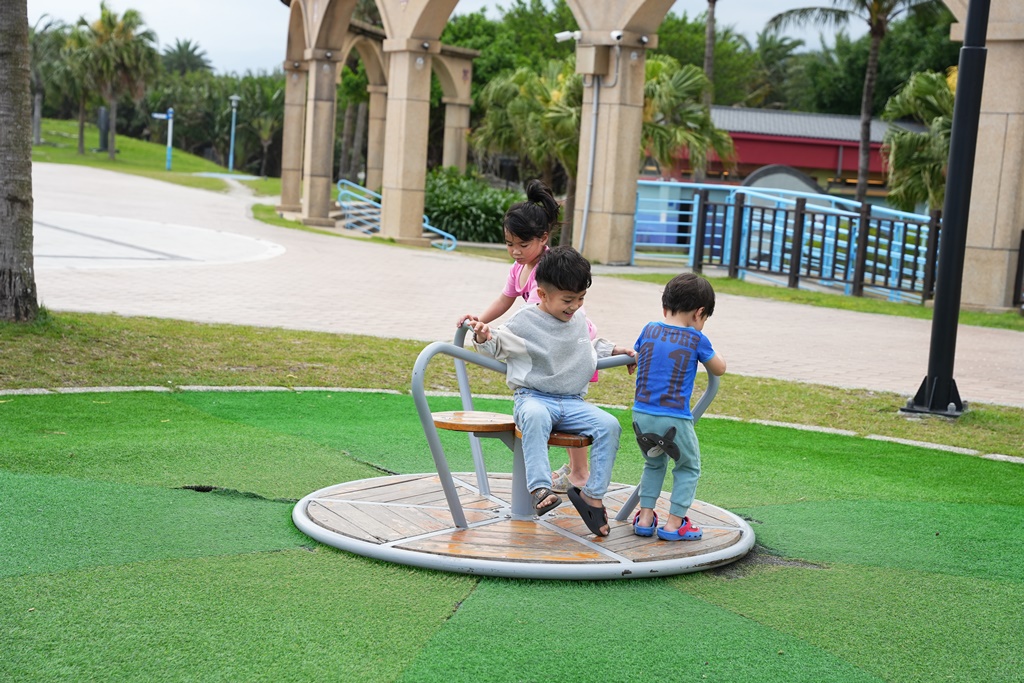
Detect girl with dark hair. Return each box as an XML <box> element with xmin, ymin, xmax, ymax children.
<box><xmin>456</xmin><ymin>180</ymin><xmax>593</xmax><ymax>492</ymax></box>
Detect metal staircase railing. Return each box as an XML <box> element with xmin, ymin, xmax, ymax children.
<box><xmin>336</xmin><ymin>179</ymin><xmax>457</xmax><ymax>251</ymax></box>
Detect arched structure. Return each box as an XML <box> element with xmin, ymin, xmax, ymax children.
<box><xmin>276</xmin><ymin>0</ymin><xmax>475</xmax><ymax>234</ymax></box>
<box><xmin>276</xmin><ymin>0</ymin><xmax>1021</xmax><ymax>307</ymax></box>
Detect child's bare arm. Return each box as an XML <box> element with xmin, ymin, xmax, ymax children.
<box><xmin>611</xmin><ymin>345</ymin><xmax>638</xmax><ymax>374</ymax></box>
<box><xmin>456</xmin><ymin>294</ymin><xmax>516</xmax><ymax>328</ymax></box>
<box><xmin>469</xmin><ymin>320</ymin><xmax>492</xmax><ymax>343</ymax></box>
<box><xmin>704</xmin><ymin>353</ymin><xmax>726</xmax><ymax>376</ymax></box>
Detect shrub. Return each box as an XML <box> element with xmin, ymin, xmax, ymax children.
<box><xmin>424</xmin><ymin>167</ymin><xmax>523</xmax><ymax>243</ymax></box>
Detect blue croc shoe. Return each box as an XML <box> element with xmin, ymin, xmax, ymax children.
<box><xmin>632</xmin><ymin>511</ymin><xmax>658</xmax><ymax>537</ymax></box>
<box><xmin>657</xmin><ymin>516</ymin><xmax>703</xmax><ymax>541</ymax></box>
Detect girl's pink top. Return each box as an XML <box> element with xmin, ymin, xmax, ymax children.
<box><xmin>502</xmin><ymin>256</ymin><xmax>543</xmax><ymax>304</ymax></box>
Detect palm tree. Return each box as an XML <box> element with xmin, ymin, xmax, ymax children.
<box><xmin>28</xmin><ymin>15</ymin><xmax>65</xmax><ymax>145</ymax></box>
<box><xmin>0</xmin><ymin>0</ymin><xmax>40</xmax><ymax>321</ymax></box>
<box><xmin>744</xmin><ymin>27</ymin><xmax>805</xmax><ymax>109</ymax></box>
<box><xmin>702</xmin><ymin>0</ymin><xmax>719</xmax><ymax>108</ymax></box>
<box><xmin>768</xmin><ymin>0</ymin><xmax>942</xmax><ymax>204</ymax></box>
<box><xmin>55</xmin><ymin>24</ymin><xmax>97</xmax><ymax>155</ymax></box>
<box><xmin>161</xmin><ymin>38</ymin><xmax>211</xmax><ymax>76</ymax></box>
<box><xmin>881</xmin><ymin>69</ymin><xmax>954</xmax><ymax>212</ymax></box>
<box><xmin>473</xmin><ymin>66</ymin><xmax>560</xmax><ymax>188</ymax></box>
<box><xmin>84</xmin><ymin>1</ymin><xmax>160</xmax><ymax>161</ymax></box>
<box><xmin>641</xmin><ymin>55</ymin><xmax>735</xmax><ymax>177</ymax></box>
<box><xmin>536</xmin><ymin>61</ymin><xmax>583</xmax><ymax>244</ymax></box>
<box><xmin>242</xmin><ymin>76</ymin><xmax>284</xmax><ymax>177</ymax></box>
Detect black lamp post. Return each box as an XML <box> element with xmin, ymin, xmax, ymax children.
<box><xmin>902</xmin><ymin>0</ymin><xmax>991</xmax><ymax>418</ymax></box>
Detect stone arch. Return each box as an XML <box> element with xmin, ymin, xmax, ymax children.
<box><xmin>338</xmin><ymin>25</ymin><xmax>389</xmax><ymax>191</ymax></box>
<box><xmin>434</xmin><ymin>48</ymin><xmax>474</xmax><ymax>172</ymax></box>
<box><xmin>285</xmin><ymin>0</ymin><xmax>308</xmax><ymax>63</ymax></box>
<box><xmin>311</xmin><ymin>0</ymin><xmax>356</xmax><ymax>50</ymax></box>
<box><xmin>276</xmin><ymin>0</ymin><xmax>311</xmax><ymax>213</ymax></box>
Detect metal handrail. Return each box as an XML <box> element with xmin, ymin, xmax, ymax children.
<box><xmin>412</xmin><ymin>323</ymin><xmax>640</xmax><ymax>528</ymax></box>
<box><xmin>336</xmin><ymin>179</ymin><xmax>458</xmax><ymax>251</ymax></box>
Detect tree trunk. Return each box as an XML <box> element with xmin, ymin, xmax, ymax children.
<box><xmin>77</xmin><ymin>98</ymin><xmax>86</xmax><ymax>155</ymax></box>
<box><xmin>347</xmin><ymin>101</ymin><xmax>368</xmax><ymax>182</ymax></box>
<box><xmin>856</xmin><ymin>33</ymin><xmax>883</xmax><ymax>205</ymax></box>
<box><xmin>561</xmin><ymin>173</ymin><xmax>577</xmax><ymax>247</ymax></box>
<box><xmin>260</xmin><ymin>140</ymin><xmax>271</xmax><ymax>177</ymax></box>
<box><xmin>32</xmin><ymin>91</ymin><xmax>42</xmax><ymax>145</ymax></box>
<box><xmin>702</xmin><ymin>0</ymin><xmax>717</xmax><ymax>109</ymax></box>
<box><xmin>107</xmin><ymin>96</ymin><xmax>118</xmax><ymax>161</ymax></box>
<box><xmin>338</xmin><ymin>101</ymin><xmax>356</xmax><ymax>181</ymax></box>
<box><xmin>0</xmin><ymin>0</ymin><xmax>40</xmax><ymax>322</ymax></box>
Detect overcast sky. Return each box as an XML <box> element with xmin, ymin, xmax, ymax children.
<box><xmin>27</xmin><ymin>0</ymin><xmax>874</xmax><ymax>75</ymax></box>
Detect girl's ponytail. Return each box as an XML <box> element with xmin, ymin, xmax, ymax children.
<box><xmin>504</xmin><ymin>179</ymin><xmax>562</xmax><ymax>240</ymax></box>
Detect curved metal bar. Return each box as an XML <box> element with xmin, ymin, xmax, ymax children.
<box><xmin>411</xmin><ymin>339</ymin><xmax>508</xmax><ymax>528</ymax></box>
<box><xmin>452</xmin><ymin>324</ymin><xmax>493</xmax><ymax>496</ymax></box>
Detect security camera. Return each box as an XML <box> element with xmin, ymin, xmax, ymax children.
<box><xmin>610</xmin><ymin>30</ymin><xmax>623</xmax><ymax>41</ymax></box>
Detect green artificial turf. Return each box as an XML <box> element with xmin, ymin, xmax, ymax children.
<box><xmin>2</xmin><ymin>388</ymin><xmax>1023</xmax><ymax>682</ymax></box>
<box><xmin>0</xmin><ymin>550</ymin><xmax>475</xmax><ymax>681</ymax></box>
<box><xmin>684</xmin><ymin>565</ymin><xmax>1024</xmax><ymax>683</ymax></box>
<box><xmin>0</xmin><ymin>469</ymin><xmax>304</xmax><ymax>578</ymax></box>
<box><xmin>743</xmin><ymin>500</ymin><xmax>1024</xmax><ymax>581</ymax></box>
<box><xmin>0</xmin><ymin>391</ymin><xmax>381</xmax><ymax>499</ymax></box>
<box><xmin>398</xmin><ymin>579</ymin><xmax>884</xmax><ymax>683</ymax></box>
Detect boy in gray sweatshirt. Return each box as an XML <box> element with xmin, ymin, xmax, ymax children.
<box><xmin>469</xmin><ymin>246</ymin><xmax>636</xmax><ymax>536</ymax></box>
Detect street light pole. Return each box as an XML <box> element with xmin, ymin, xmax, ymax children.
<box><xmin>228</xmin><ymin>94</ymin><xmax>241</xmax><ymax>172</ymax></box>
<box><xmin>901</xmin><ymin>0</ymin><xmax>991</xmax><ymax>418</ymax></box>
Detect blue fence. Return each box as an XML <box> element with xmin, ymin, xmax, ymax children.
<box><xmin>336</xmin><ymin>179</ymin><xmax>457</xmax><ymax>251</ymax></box>
<box><xmin>633</xmin><ymin>180</ymin><xmax>941</xmax><ymax>303</ymax></box>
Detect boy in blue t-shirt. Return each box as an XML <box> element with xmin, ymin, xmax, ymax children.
<box><xmin>631</xmin><ymin>273</ymin><xmax>727</xmax><ymax>541</ymax></box>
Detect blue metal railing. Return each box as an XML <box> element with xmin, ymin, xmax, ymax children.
<box><xmin>633</xmin><ymin>180</ymin><xmax>940</xmax><ymax>303</ymax></box>
<box><xmin>336</xmin><ymin>179</ymin><xmax>457</xmax><ymax>251</ymax></box>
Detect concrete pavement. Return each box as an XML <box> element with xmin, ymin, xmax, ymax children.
<box><xmin>31</xmin><ymin>163</ymin><xmax>1024</xmax><ymax>408</ymax></box>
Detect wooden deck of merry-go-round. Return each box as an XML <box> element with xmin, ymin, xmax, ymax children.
<box><xmin>293</xmin><ymin>470</ymin><xmax>755</xmax><ymax>580</ymax></box>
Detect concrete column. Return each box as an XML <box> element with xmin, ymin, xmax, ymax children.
<box><xmin>380</xmin><ymin>46</ymin><xmax>434</xmax><ymax>245</ymax></box>
<box><xmin>958</xmin><ymin>39</ymin><xmax>1024</xmax><ymax>308</ymax></box>
<box><xmin>573</xmin><ymin>46</ymin><xmax>648</xmax><ymax>265</ymax></box>
<box><xmin>365</xmin><ymin>84</ymin><xmax>387</xmax><ymax>192</ymax></box>
<box><xmin>441</xmin><ymin>98</ymin><xmax>470</xmax><ymax>171</ymax></box>
<box><xmin>301</xmin><ymin>55</ymin><xmax>339</xmax><ymax>228</ymax></box>
<box><xmin>277</xmin><ymin>65</ymin><xmax>308</xmax><ymax>213</ymax></box>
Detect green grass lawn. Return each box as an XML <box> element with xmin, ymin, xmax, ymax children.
<box><xmin>9</xmin><ymin>137</ymin><xmax>1024</xmax><ymax>678</ymax></box>
<box><xmin>2</xmin><ymin>389</ymin><xmax>1022</xmax><ymax>682</ymax></box>
<box><xmin>32</xmin><ymin>118</ymin><xmax>238</xmax><ymax>192</ymax></box>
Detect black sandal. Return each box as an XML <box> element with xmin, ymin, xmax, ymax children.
<box><xmin>567</xmin><ymin>486</ymin><xmax>609</xmax><ymax>536</ymax></box>
<box><xmin>531</xmin><ymin>487</ymin><xmax>561</xmax><ymax>516</ymax></box>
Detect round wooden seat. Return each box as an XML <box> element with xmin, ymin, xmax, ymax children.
<box><xmin>432</xmin><ymin>411</ymin><xmax>593</xmax><ymax>447</ymax></box>
<box><xmin>515</xmin><ymin>426</ymin><xmax>592</xmax><ymax>448</ymax></box>
<box><xmin>432</xmin><ymin>410</ymin><xmax>515</xmax><ymax>433</ymax></box>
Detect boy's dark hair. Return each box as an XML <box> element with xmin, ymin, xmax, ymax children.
<box><xmin>662</xmin><ymin>272</ymin><xmax>716</xmax><ymax>317</ymax></box>
<box><xmin>535</xmin><ymin>245</ymin><xmax>592</xmax><ymax>293</ymax></box>
<box><xmin>503</xmin><ymin>179</ymin><xmax>561</xmax><ymax>241</ymax></box>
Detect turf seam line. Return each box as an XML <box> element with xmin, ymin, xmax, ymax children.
<box><xmin>2</xmin><ymin>385</ymin><xmax>1020</xmax><ymax>465</ymax></box>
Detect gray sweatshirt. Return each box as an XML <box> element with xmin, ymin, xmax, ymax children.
<box><xmin>475</xmin><ymin>305</ymin><xmax>615</xmax><ymax>396</ymax></box>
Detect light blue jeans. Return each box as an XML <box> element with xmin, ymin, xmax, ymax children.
<box><xmin>513</xmin><ymin>388</ymin><xmax>621</xmax><ymax>499</ymax></box>
<box><xmin>633</xmin><ymin>413</ymin><xmax>701</xmax><ymax>518</ymax></box>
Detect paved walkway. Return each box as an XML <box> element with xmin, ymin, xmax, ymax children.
<box><xmin>31</xmin><ymin>163</ymin><xmax>1024</xmax><ymax>408</ymax></box>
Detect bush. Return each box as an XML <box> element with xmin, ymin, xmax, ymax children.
<box><xmin>424</xmin><ymin>167</ymin><xmax>523</xmax><ymax>243</ymax></box>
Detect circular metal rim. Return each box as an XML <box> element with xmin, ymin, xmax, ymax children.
<box><xmin>293</xmin><ymin>475</ymin><xmax>755</xmax><ymax>580</ymax></box>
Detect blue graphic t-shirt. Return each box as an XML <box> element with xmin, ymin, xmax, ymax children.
<box><xmin>632</xmin><ymin>321</ymin><xmax>716</xmax><ymax>420</ymax></box>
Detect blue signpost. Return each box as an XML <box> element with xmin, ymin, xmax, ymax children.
<box><xmin>228</xmin><ymin>94</ymin><xmax>241</xmax><ymax>172</ymax></box>
<box><xmin>150</xmin><ymin>107</ymin><xmax>174</xmax><ymax>171</ymax></box>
